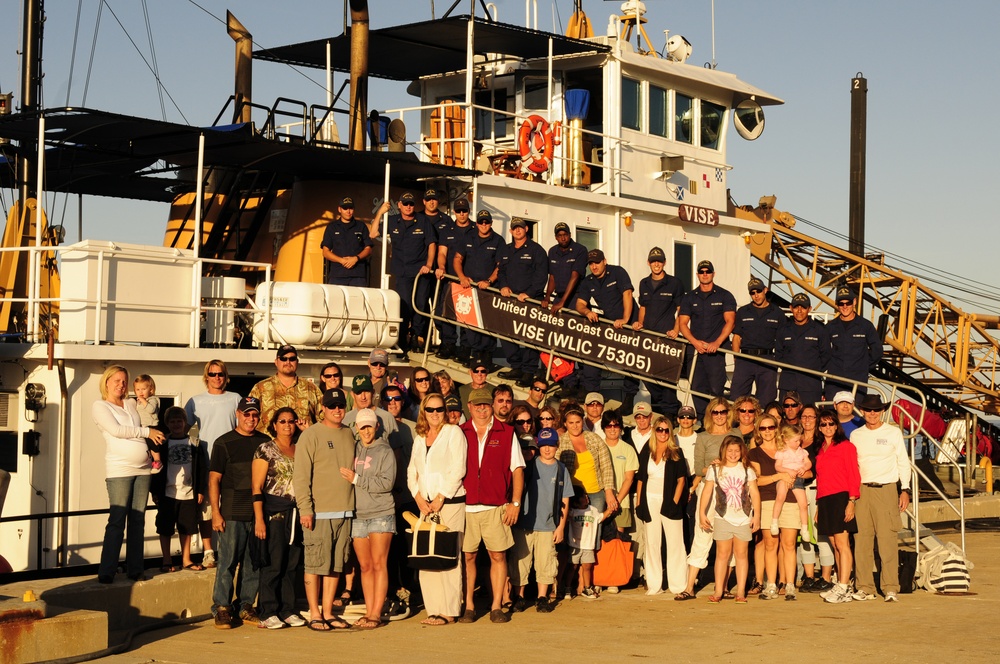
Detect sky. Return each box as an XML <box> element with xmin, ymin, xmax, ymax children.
<box><xmin>1</xmin><ymin>0</ymin><xmax>998</xmax><ymax>313</ymax></box>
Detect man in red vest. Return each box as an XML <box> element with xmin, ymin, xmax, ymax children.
<box><xmin>458</xmin><ymin>388</ymin><xmax>525</xmax><ymax>624</ymax></box>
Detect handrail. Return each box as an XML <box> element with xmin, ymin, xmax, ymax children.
<box><xmin>0</xmin><ymin>506</ymin><xmax>156</xmax><ymax>572</ymax></box>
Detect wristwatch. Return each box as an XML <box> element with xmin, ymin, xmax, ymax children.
<box><xmin>512</xmin><ymin>501</ymin><xmax>520</xmax><ymax>508</ymax></box>
<box><xmin>849</xmin><ymin>497</ymin><xmax>858</xmax><ymax>503</ymax></box>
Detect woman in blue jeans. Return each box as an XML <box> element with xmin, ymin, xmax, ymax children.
<box><xmin>92</xmin><ymin>365</ymin><xmax>165</xmax><ymax>582</ymax></box>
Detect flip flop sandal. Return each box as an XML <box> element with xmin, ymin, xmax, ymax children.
<box><xmin>707</xmin><ymin>596</ymin><xmax>723</xmax><ymax>604</ymax></box>
<box><xmin>159</xmin><ymin>565</ymin><xmax>179</xmax><ymax>573</ymax></box>
<box><xmin>421</xmin><ymin>615</ymin><xmax>454</xmax><ymax>626</ymax></box>
<box><xmin>325</xmin><ymin>617</ymin><xmax>352</xmax><ymax>630</ymax></box>
<box><xmin>307</xmin><ymin>619</ymin><xmax>330</xmax><ymax>632</ymax></box>
<box><xmin>184</xmin><ymin>563</ymin><xmax>205</xmax><ymax>571</ymax></box>
<box><xmin>735</xmin><ymin>596</ymin><xmax>748</xmax><ymax>604</ymax></box>
<box><xmin>722</xmin><ymin>591</ymin><xmax>735</xmax><ymax>599</ymax></box>
<box><xmin>673</xmin><ymin>591</ymin><xmax>696</xmax><ymax>601</ymax></box>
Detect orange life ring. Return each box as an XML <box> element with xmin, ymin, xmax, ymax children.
<box><xmin>518</xmin><ymin>115</ymin><xmax>557</xmax><ymax>174</ymax></box>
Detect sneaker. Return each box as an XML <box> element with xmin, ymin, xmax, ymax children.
<box><xmin>580</xmin><ymin>587</ymin><xmax>601</xmax><ymax>600</ymax></box>
<box><xmin>769</xmin><ymin>522</ymin><xmax>780</xmax><ymax>536</ymax></box>
<box><xmin>283</xmin><ymin>614</ymin><xmax>307</xmax><ymax>627</ymax></box>
<box><xmin>851</xmin><ymin>589</ymin><xmax>879</xmax><ymax>602</ymax></box>
<box><xmin>511</xmin><ymin>596</ymin><xmax>531</xmax><ymax>613</ymax></box>
<box><xmin>202</xmin><ymin>550</ymin><xmax>216</xmax><ymax>569</ymax></box>
<box><xmin>884</xmin><ymin>591</ymin><xmax>899</xmax><ymax>603</ymax></box>
<box><xmin>381</xmin><ymin>589</ymin><xmax>411</xmax><ymax>621</ymax></box>
<box><xmin>812</xmin><ymin>579</ymin><xmax>835</xmax><ymax>593</ymax></box>
<box><xmin>238</xmin><ymin>606</ymin><xmax>260</xmax><ymax>624</ymax></box>
<box><xmin>214</xmin><ymin>607</ymin><xmax>233</xmax><ymax>629</ymax></box>
<box><xmin>605</xmin><ymin>586</ymin><xmax>620</xmax><ymax>594</ymax></box>
<box><xmin>784</xmin><ymin>588</ymin><xmax>797</xmax><ymax>601</ymax></box>
<box><xmin>258</xmin><ymin>615</ymin><xmax>287</xmax><ymax>630</ymax></box>
<box><xmin>799</xmin><ymin>577</ymin><xmax>816</xmax><ymax>593</ymax></box>
<box><xmin>536</xmin><ymin>597</ymin><xmax>554</xmax><ymax>613</ymax></box>
<box><xmin>824</xmin><ymin>584</ymin><xmax>853</xmax><ymax>604</ymax></box>
<box><xmin>150</xmin><ymin>461</ymin><xmax>163</xmax><ymax>474</ymax></box>
<box><xmin>562</xmin><ymin>587</ymin><xmax>573</xmax><ymax>600</ymax></box>
<box><xmin>758</xmin><ymin>584</ymin><xmax>778</xmax><ymax>600</ymax></box>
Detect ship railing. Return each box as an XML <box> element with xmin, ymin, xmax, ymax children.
<box><xmin>381</xmin><ymin>100</ymin><xmax>629</xmax><ymax>192</ymax></box>
<box><xmin>0</xmin><ymin>506</ymin><xmax>136</xmax><ymax>573</ymax></box>
<box><xmin>0</xmin><ymin>243</ymin><xmax>271</xmax><ymax>348</ymax></box>
<box><xmin>212</xmin><ymin>95</ymin><xmax>351</xmax><ymax>148</ymax></box>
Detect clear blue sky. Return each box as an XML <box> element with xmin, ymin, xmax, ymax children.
<box><xmin>2</xmin><ymin>0</ymin><xmax>997</xmax><ymax>312</ymax></box>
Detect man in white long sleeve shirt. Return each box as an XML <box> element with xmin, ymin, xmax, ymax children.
<box><xmin>849</xmin><ymin>393</ymin><xmax>911</xmax><ymax>602</ymax></box>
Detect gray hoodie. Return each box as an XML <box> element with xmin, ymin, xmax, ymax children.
<box><xmin>353</xmin><ymin>436</ymin><xmax>397</xmax><ymax>520</ymax></box>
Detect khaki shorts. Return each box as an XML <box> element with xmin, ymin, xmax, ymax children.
<box><xmin>615</xmin><ymin>507</ymin><xmax>633</xmax><ymax>530</ymax></box>
<box><xmin>760</xmin><ymin>500</ymin><xmax>800</xmax><ymax>531</ymax></box>
<box><xmin>509</xmin><ymin>528</ymin><xmax>558</xmax><ymax>586</ymax></box>
<box><xmin>463</xmin><ymin>506</ymin><xmax>513</xmax><ymax>553</ymax></box>
<box><xmin>303</xmin><ymin>517</ymin><xmax>352</xmax><ymax>575</ymax></box>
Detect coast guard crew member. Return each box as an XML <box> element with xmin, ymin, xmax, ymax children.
<box><xmin>729</xmin><ymin>277</ymin><xmax>783</xmax><ymax>405</ymax></box>
<box><xmin>678</xmin><ymin>260</ymin><xmax>736</xmax><ymax>415</ymax></box>
<box><xmin>387</xmin><ymin>192</ymin><xmax>437</xmax><ymax>355</ymax></box>
<box><xmin>826</xmin><ymin>285</ymin><xmax>882</xmax><ymax>398</ymax></box>
<box><xmin>321</xmin><ymin>196</ymin><xmax>374</xmax><ymax>287</ymax></box>
<box><xmin>633</xmin><ymin>246</ymin><xmax>684</xmax><ymax>418</ymax></box>
<box><xmin>775</xmin><ymin>293</ymin><xmax>828</xmax><ymax>406</ymax></box>
<box><xmin>454</xmin><ymin>210</ymin><xmax>504</xmax><ymax>370</ymax></box>
<box><xmin>496</xmin><ymin>217</ymin><xmax>548</xmax><ymax>387</ymax></box>
<box><xmin>435</xmin><ymin>198</ymin><xmax>473</xmax><ymax>361</ymax></box>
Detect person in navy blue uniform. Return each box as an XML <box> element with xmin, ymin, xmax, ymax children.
<box><xmin>633</xmin><ymin>246</ymin><xmax>683</xmax><ymax>418</ymax></box>
<box><xmin>418</xmin><ymin>188</ymin><xmax>453</xmax><ymax>239</ymax></box>
<box><xmin>541</xmin><ymin>222</ymin><xmax>588</xmax><ymax>315</ymax></box>
<box><xmin>574</xmin><ymin>249</ymin><xmax>639</xmax><ymax>404</ymax></box>
<box><xmin>540</xmin><ymin>222</ymin><xmax>588</xmax><ymax>395</ymax></box>
<box><xmin>387</xmin><ymin>192</ymin><xmax>436</xmax><ymax>354</ymax></box>
<box><xmin>496</xmin><ymin>218</ymin><xmax>549</xmax><ymax>387</ymax></box>
<box><xmin>454</xmin><ymin>209</ymin><xmax>504</xmax><ymax>370</ymax></box>
<box><xmin>434</xmin><ymin>198</ymin><xmax>472</xmax><ymax>361</ymax></box>
<box><xmin>729</xmin><ymin>277</ymin><xmax>783</xmax><ymax>405</ymax></box>
<box><xmin>321</xmin><ymin>197</ymin><xmax>375</xmax><ymax>287</ymax></box>
<box><xmin>775</xmin><ymin>292</ymin><xmax>829</xmax><ymax>405</ymax></box>
<box><xmin>825</xmin><ymin>285</ymin><xmax>882</xmax><ymax>398</ymax></box>
<box><xmin>678</xmin><ymin>260</ymin><xmax>736</xmax><ymax>416</ymax></box>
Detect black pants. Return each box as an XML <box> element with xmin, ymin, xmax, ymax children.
<box><xmin>258</xmin><ymin>512</ymin><xmax>303</xmax><ymax>621</ymax></box>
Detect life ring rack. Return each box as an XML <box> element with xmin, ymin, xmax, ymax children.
<box><xmin>518</xmin><ymin>115</ymin><xmax>560</xmax><ymax>174</ymax></box>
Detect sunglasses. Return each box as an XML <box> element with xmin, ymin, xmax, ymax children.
<box><xmin>400</xmin><ymin>202</ymin><xmax>415</xmax><ymax>207</ymax></box>
<box><xmin>749</xmin><ymin>288</ymin><xmax>763</xmax><ymax>295</ymax></box>
<box><xmin>515</xmin><ymin>419</ymin><xmax>533</xmax><ymax>425</ymax></box>
<box><xmin>655</xmin><ymin>427</ymin><xmax>671</xmax><ymax>433</ymax></box>
<box><xmin>587</xmin><ymin>401</ymin><xmax>603</xmax><ymax>407</ymax></box>
<box><xmin>819</xmin><ymin>422</ymin><xmax>837</xmax><ymax>428</ymax></box>
<box><xmin>275</xmin><ymin>419</ymin><xmax>296</xmax><ymax>425</ymax></box>
<box><xmin>425</xmin><ymin>406</ymin><xmax>446</xmax><ymax>414</ymax></box>
<box><xmin>837</xmin><ymin>300</ymin><xmax>853</xmax><ymax>306</ymax></box>
<box><xmin>278</xmin><ymin>355</ymin><xmax>298</xmax><ymax>362</ymax></box>
<box><xmin>738</xmin><ymin>408</ymin><xmax>756</xmax><ymax>413</ymax></box>
<box><xmin>759</xmin><ymin>424</ymin><xmax>777</xmax><ymax>431</ymax></box>
<box><xmin>322</xmin><ymin>373</ymin><xmax>341</xmax><ymax>380</ymax></box>
<box><xmin>455</xmin><ymin>210</ymin><xmax>469</xmax><ymax>214</ymax></box>
<box><xmin>711</xmin><ymin>409</ymin><xmax>729</xmax><ymax>415</ymax></box>
<box><xmin>371</xmin><ymin>362</ymin><xmax>387</xmax><ymax>368</ymax></box>
<box><xmin>473</xmin><ymin>368</ymin><xmax>488</xmax><ymax>374</ymax></box>
<box><xmin>698</xmin><ymin>269</ymin><xmax>713</xmax><ymax>274</ymax></box>
<box><xmin>540</xmin><ymin>415</ymin><xmax>555</xmax><ymax>421</ymax></box>
<box><xmin>530</xmin><ymin>385</ymin><xmax>545</xmax><ymax>392</ymax></box>
<box><xmin>783</xmin><ymin>403</ymin><xmax>800</xmax><ymax>408</ymax></box>
<box><xmin>207</xmin><ymin>371</ymin><xmax>225</xmax><ymax>378</ymax></box>
<box><xmin>678</xmin><ymin>415</ymin><xmax>695</xmax><ymax>420</ymax></box>
<box><xmin>326</xmin><ymin>404</ymin><xmax>346</xmax><ymax>410</ymax></box>
<box><xmin>384</xmin><ymin>395</ymin><xmax>404</xmax><ymax>402</ymax></box>
<box><xmin>414</xmin><ymin>376</ymin><xmax>430</xmax><ymax>383</ymax></box>
<box><xmin>605</xmin><ymin>423</ymin><xmax>622</xmax><ymax>429</ymax></box>
<box><xmin>476</xmin><ymin>220</ymin><xmax>492</xmax><ymax>225</ymax></box>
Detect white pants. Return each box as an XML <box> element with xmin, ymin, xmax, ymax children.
<box><xmin>686</xmin><ymin>484</ymin><xmax>734</xmax><ymax>570</ymax></box>
<box><xmin>643</xmin><ymin>492</ymin><xmax>688</xmax><ymax>594</ymax></box>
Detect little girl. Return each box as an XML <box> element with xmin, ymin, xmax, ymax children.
<box><xmin>699</xmin><ymin>435</ymin><xmax>760</xmax><ymax>603</ymax></box>
<box><xmin>771</xmin><ymin>423</ymin><xmax>811</xmax><ymax>540</ymax></box>
<box><xmin>134</xmin><ymin>374</ymin><xmax>163</xmax><ymax>474</ymax></box>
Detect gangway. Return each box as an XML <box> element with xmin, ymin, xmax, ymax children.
<box><xmin>737</xmin><ymin>201</ymin><xmax>1000</xmax><ymax>417</ymax></box>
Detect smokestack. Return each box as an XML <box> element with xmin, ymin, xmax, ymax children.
<box><xmin>348</xmin><ymin>0</ymin><xmax>370</xmax><ymax>151</ymax></box>
<box><xmin>848</xmin><ymin>73</ymin><xmax>867</xmax><ymax>257</ymax></box>
<box><xmin>227</xmin><ymin>11</ymin><xmax>253</xmax><ymax>124</ymax></box>
<box><xmin>19</xmin><ymin>0</ymin><xmax>43</xmax><ymax>202</ymax></box>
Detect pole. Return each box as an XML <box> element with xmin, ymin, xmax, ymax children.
<box><xmin>849</xmin><ymin>74</ymin><xmax>867</xmax><ymax>257</ymax></box>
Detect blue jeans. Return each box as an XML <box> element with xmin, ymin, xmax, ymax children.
<box><xmin>99</xmin><ymin>474</ymin><xmax>151</xmax><ymax>579</ymax></box>
<box><xmin>212</xmin><ymin>519</ymin><xmax>260</xmax><ymax>612</ymax></box>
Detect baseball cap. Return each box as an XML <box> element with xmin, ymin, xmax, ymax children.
<box><xmin>369</xmin><ymin>348</ymin><xmax>389</xmax><ymax>365</ymax></box>
<box><xmin>453</xmin><ymin>198</ymin><xmax>470</xmax><ymax>212</ymax></box>
<box><xmin>355</xmin><ymin>408</ymin><xmax>378</xmax><ymax>429</ymax></box>
<box><xmin>587</xmin><ymin>249</ymin><xmax>605</xmax><ymax>264</ymax></box>
<box><xmin>648</xmin><ymin>247</ymin><xmax>665</xmax><ymax>263</ymax></box>
<box><xmin>444</xmin><ymin>395</ymin><xmax>462</xmax><ymax>412</ymax></box>
<box><xmin>400</xmin><ymin>192</ymin><xmax>415</xmax><ymax>203</ymax></box>
<box><xmin>237</xmin><ymin>396</ymin><xmax>261</xmax><ymax>413</ymax></box>
<box><xmin>510</xmin><ymin>217</ymin><xmax>527</xmax><ymax>230</ymax></box>
<box><xmin>554</xmin><ymin>222</ymin><xmax>571</xmax><ymax>234</ymax></box>
<box><xmin>790</xmin><ymin>293</ymin><xmax>811</xmax><ymax>308</ymax></box>
<box><xmin>340</xmin><ymin>196</ymin><xmax>354</xmax><ymax>208</ymax></box>
<box><xmin>477</xmin><ymin>209</ymin><xmax>492</xmax><ymax>223</ymax></box>
<box><xmin>632</xmin><ymin>401</ymin><xmax>652</xmax><ymax>417</ymax></box>
<box><xmin>468</xmin><ymin>387</ymin><xmax>493</xmax><ymax>406</ymax></box>
<box><xmin>585</xmin><ymin>392</ymin><xmax>605</xmax><ymax>406</ymax></box>
<box><xmin>423</xmin><ymin>189</ymin><xmax>439</xmax><ymax>201</ymax></box>
<box><xmin>836</xmin><ymin>285</ymin><xmax>855</xmax><ymax>301</ymax></box>
<box><xmin>747</xmin><ymin>277</ymin><xmax>766</xmax><ymax>292</ymax></box>
<box><xmin>322</xmin><ymin>388</ymin><xmax>348</xmax><ymax>409</ymax></box>
<box><xmin>677</xmin><ymin>405</ymin><xmax>698</xmax><ymax>419</ymax></box>
<box><xmin>352</xmin><ymin>375</ymin><xmax>374</xmax><ymax>393</ymax></box>
<box><xmin>519</xmin><ymin>434</ymin><xmax>538</xmax><ymax>450</ymax></box>
<box><xmin>536</xmin><ymin>428</ymin><xmax>560</xmax><ymax>447</ymax></box>
<box><xmin>470</xmin><ymin>358</ymin><xmax>489</xmax><ymax>372</ymax></box>
<box><xmin>833</xmin><ymin>391</ymin><xmax>855</xmax><ymax>405</ymax></box>
<box><xmin>275</xmin><ymin>344</ymin><xmax>297</xmax><ymax>359</ymax></box>
<box><xmin>697</xmin><ymin>260</ymin><xmax>714</xmax><ymax>273</ymax></box>
<box><xmin>784</xmin><ymin>391</ymin><xmax>803</xmax><ymax>405</ymax></box>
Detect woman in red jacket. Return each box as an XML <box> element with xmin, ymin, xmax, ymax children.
<box><xmin>814</xmin><ymin>409</ymin><xmax>861</xmax><ymax>604</ymax></box>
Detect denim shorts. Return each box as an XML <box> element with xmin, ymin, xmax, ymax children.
<box><xmin>351</xmin><ymin>514</ymin><xmax>396</xmax><ymax>538</ymax></box>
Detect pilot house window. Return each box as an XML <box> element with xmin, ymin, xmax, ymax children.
<box><xmin>622</xmin><ymin>78</ymin><xmax>641</xmax><ymax>131</ymax></box>
<box><xmin>675</xmin><ymin>94</ymin><xmax>693</xmax><ymax>144</ymax></box>
<box><xmin>701</xmin><ymin>100</ymin><xmax>726</xmax><ymax>151</ymax></box>
<box><xmin>649</xmin><ymin>85</ymin><xmax>668</xmax><ymax>138</ymax></box>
